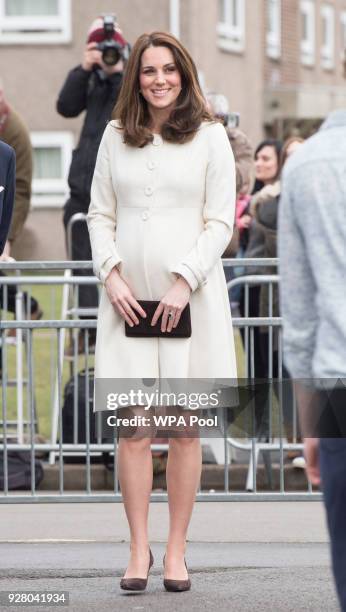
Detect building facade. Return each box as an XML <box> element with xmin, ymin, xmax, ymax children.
<box><xmin>264</xmin><ymin>0</ymin><xmax>346</xmax><ymax>136</ymax></box>
<box><xmin>0</xmin><ymin>0</ymin><xmax>345</xmax><ymax>259</ymax></box>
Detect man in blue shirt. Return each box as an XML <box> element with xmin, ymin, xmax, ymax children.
<box><xmin>0</xmin><ymin>140</ymin><xmax>15</xmax><ymax>255</ymax></box>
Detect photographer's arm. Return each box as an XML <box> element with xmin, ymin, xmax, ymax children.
<box><xmin>170</xmin><ymin>123</ymin><xmax>236</xmax><ymax>291</ymax></box>
<box><xmin>56</xmin><ymin>66</ymin><xmax>90</xmax><ymax>118</ymax></box>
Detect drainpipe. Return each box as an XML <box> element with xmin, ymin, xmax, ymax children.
<box><xmin>169</xmin><ymin>0</ymin><xmax>180</xmax><ymax>38</ymax></box>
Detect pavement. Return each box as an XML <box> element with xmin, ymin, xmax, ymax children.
<box><xmin>0</xmin><ymin>501</ymin><xmax>340</xmax><ymax>611</ymax></box>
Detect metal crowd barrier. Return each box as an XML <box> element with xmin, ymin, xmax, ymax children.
<box><xmin>0</xmin><ymin>260</ymin><xmax>321</xmax><ymax>503</ymax></box>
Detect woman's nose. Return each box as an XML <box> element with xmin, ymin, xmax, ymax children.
<box><xmin>155</xmin><ymin>71</ymin><xmax>166</xmax><ymax>84</ymax></box>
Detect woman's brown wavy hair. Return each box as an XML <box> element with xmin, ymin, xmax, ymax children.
<box><xmin>112</xmin><ymin>31</ymin><xmax>213</xmax><ymax>147</ymax></box>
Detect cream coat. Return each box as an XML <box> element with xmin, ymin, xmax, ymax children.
<box><xmin>87</xmin><ymin>120</ymin><xmax>237</xmax><ymax>408</ymax></box>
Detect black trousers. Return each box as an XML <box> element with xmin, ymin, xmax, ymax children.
<box><xmin>63</xmin><ymin>197</ymin><xmax>98</xmax><ymax>315</ymax></box>
<box><xmin>319</xmin><ymin>388</ymin><xmax>346</xmax><ymax>611</ymax></box>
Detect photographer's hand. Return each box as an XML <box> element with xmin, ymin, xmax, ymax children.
<box><xmin>82</xmin><ymin>42</ymin><xmax>103</xmax><ymax>71</ymax></box>
<box><xmin>104</xmin><ymin>267</ymin><xmax>147</xmax><ymax>327</ymax></box>
<box><xmin>151</xmin><ymin>276</ymin><xmax>191</xmax><ymax>333</ymax></box>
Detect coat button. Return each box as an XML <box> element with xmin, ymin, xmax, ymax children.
<box><xmin>142</xmin><ymin>211</ymin><xmax>149</xmax><ymax>220</ymax></box>
<box><xmin>145</xmin><ymin>186</ymin><xmax>153</xmax><ymax>196</ymax></box>
<box><xmin>147</xmin><ymin>160</ymin><xmax>156</xmax><ymax>170</ymax></box>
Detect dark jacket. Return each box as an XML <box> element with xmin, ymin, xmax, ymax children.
<box><xmin>254</xmin><ymin>190</ymin><xmax>281</xmax><ymax>323</ymax></box>
<box><xmin>0</xmin><ymin>109</ymin><xmax>32</xmax><ymax>242</ymax></box>
<box><xmin>57</xmin><ymin>66</ymin><xmax>122</xmax><ymax>206</ymax></box>
<box><xmin>0</xmin><ymin>141</ymin><xmax>16</xmax><ymax>254</ymax></box>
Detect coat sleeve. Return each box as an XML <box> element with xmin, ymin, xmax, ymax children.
<box><xmin>170</xmin><ymin>123</ymin><xmax>236</xmax><ymax>291</ymax></box>
<box><xmin>87</xmin><ymin>124</ymin><xmax>122</xmax><ymax>284</ymax></box>
<box><xmin>278</xmin><ymin>170</ymin><xmax>318</xmax><ymax>380</ymax></box>
<box><xmin>56</xmin><ymin>66</ymin><xmax>90</xmax><ymax>117</ymax></box>
<box><xmin>7</xmin><ymin>113</ymin><xmax>33</xmax><ymax>242</ymax></box>
<box><xmin>0</xmin><ymin>149</ymin><xmax>15</xmax><ymax>254</ymax></box>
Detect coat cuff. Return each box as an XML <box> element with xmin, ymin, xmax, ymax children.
<box><xmin>98</xmin><ymin>254</ymin><xmax>122</xmax><ymax>284</ymax></box>
<box><xmin>170</xmin><ymin>263</ymin><xmax>207</xmax><ymax>292</ymax></box>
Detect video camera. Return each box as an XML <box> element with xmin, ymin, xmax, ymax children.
<box><xmin>96</xmin><ymin>15</ymin><xmax>128</xmax><ymax>66</ymax></box>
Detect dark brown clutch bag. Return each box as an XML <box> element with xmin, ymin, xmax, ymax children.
<box><xmin>125</xmin><ymin>300</ymin><xmax>191</xmax><ymax>338</ymax></box>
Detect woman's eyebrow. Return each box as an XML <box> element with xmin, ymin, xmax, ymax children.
<box><xmin>141</xmin><ymin>62</ymin><xmax>176</xmax><ymax>69</ymax></box>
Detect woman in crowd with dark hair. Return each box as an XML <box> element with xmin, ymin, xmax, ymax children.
<box><xmin>87</xmin><ymin>31</ymin><xmax>237</xmax><ymax>592</ymax></box>
<box><xmin>238</xmin><ymin>136</ymin><xmax>305</xmax><ymax>446</ymax></box>
<box><xmin>238</xmin><ymin>139</ymin><xmax>282</xmax><ymax>436</ymax></box>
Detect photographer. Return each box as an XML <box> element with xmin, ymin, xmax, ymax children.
<box><xmin>57</xmin><ymin>16</ymin><xmax>130</xmax><ymax>353</ymax></box>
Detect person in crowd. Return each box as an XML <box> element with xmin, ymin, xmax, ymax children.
<box><xmin>0</xmin><ymin>140</ymin><xmax>15</xmax><ymax>255</ymax></box>
<box><xmin>238</xmin><ymin>139</ymin><xmax>282</xmax><ymax>437</ymax></box>
<box><xmin>0</xmin><ymin>82</ymin><xmax>42</xmax><ymax>321</ymax></box>
<box><xmin>57</xmin><ymin>16</ymin><xmax>129</xmax><ymax>354</ymax></box>
<box><xmin>278</xmin><ymin>109</ymin><xmax>346</xmax><ymax>612</ymax></box>
<box><xmin>87</xmin><ymin>31</ymin><xmax>237</xmax><ymax>592</ymax></box>
<box><xmin>252</xmin><ymin>136</ymin><xmax>304</xmax><ymax>459</ymax></box>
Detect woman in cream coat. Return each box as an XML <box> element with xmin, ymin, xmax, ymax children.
<box><xmin>87</xmin><ymin>32</ymin><xmax>237</xmax><ymax>592</ymax></box>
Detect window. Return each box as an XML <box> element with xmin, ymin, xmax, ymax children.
<box><xmin>341</xmin><ymin>12</ymin><xmax>346</xmax><ymax>62</ymax></box>
<box><xmin>0</xmin><ymin>0</ymin><xmax>71</xmax><ymax>44</ymax></box>
<box><xmin>31</xmin><ymin>132</ymin><xmax>73</xmax><ymax>207</ymax></box>
<box><xmin>300</xmin><ymin>0</ymin><xmax>315</xmax><ymax>66</ymax></box>
<box><xmin>217</xmin><ymin>0</ymin><xmax>245</xmax><ymax>53</ymax></box>
<box><xmin>321</xmin><ymin>4</ymin><xmax>335</xmax><ymax>69</ymax></box>
<box><xmin>266</xmin><ymin>0</ymin><xmax>281</xmax><ymax>59</ymax></box>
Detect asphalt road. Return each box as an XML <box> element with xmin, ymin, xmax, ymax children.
<box><xmin>0</xmin><ymin>502</ymin><xmax>340</xmax><ymax>611</ymax></box>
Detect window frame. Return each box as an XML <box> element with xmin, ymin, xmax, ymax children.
<box><xmin>320</xmin><ymin>3</ymin><xmax>335</xmax><ymax>70</ymax></box>
<box><xmin>266</xmin><ymin>0</ymin><xmax>281</xmax><ymax>60</ymax></box>
<box><xmin>0</xmin><ymin>0</ymin><xmax>71</xmax><ymax>45</ymax></box>
<box><xmin>341</xmin><ymin>11</ymin><xmax>346</xmax><ymax>61</ymax></box>
<box><xmin>217</xmin><ymin>0</ymin><xmax>245</xmax><ymax>54</ymax></box>
<box><xmin>300</xmin><ymin>0</ymin><xmax>316</xmax><ymax>67</ymax></box>
<box><xmin>30</xmin><ymin>131</ymin><xmax>73</xmax><ymax>208</ymax></box>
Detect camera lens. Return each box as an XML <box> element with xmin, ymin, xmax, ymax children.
<box><xmin>102</xmin><ymin>46</ymin><xmax>120</xmax><ymax>66</ymax></box>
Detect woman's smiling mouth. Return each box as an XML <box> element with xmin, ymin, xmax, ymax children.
<box><xmin>151</xmin><ymin>89</ymin><xmax>170</xmax><ymax>96</ymax></box>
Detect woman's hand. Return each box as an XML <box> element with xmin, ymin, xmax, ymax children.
<box><xmin>105</xmin><ymin>267</ymin><xmax>147</xmax><ymax>327</ymax></box>
<box><xmin>151</xmin><ymin>276</ymin><xmax>192</xmax><ymax>333</ymax></box>
<box><xmin>237</xmin><ymin>213</ymin><xmax>252</xmax><ymax>230</ymax></box>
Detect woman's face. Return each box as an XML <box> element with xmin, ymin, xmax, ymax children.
<box><xmin>139</xmin><ymin>45</ymin><xmax>182</xmax><ymax>115</ymax></box>
<box><xmin>254</xmin><ymin>146</ymin><xmax>279</xmax><ymax>184</ymax></box>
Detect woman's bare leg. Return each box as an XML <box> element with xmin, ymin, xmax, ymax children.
<box><xmin>165</xmin><ymin>435</ymin><xmax>202</xmax><ymax>579</ymax></box>
<box><xmin>117</xmin><ymin>408</ymin><xmax>154</xmax><ymax>578</ymax></box>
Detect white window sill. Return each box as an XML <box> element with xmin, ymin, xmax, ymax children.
<box><xmin>217</xmin><ymin>37</ymin><xmax>244</xmax><ymax>54</ymax></box>
<box><xmin>31</xmin><ymin>194</ymin><xmax>66</xmax><ymax>208</ymax></box>
<box><xmin>321</xmin><ymin>56</ymin><xmax>334</xmax><ymax>71</ymax></box>
<box><xmin>0</xmin><ymin>31</ymin><xmax>71</xmax><ymax>44</ymax></box>
<box><xmin>266</xmin><ymin>47</ymin><xmax>281</xmax><ymax>60</ymax></box>
<box><xmin>300</xmin><ymin>54</ymin><xmax>315</xmax><ymax>67</ymax></box>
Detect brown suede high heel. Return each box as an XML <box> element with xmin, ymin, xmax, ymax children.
<box><xmin>163</xmin><ymin>554</ymin><xmax>191</xmax><ymax>592</ymax></box>
<box><xmin>120</xmin><ymin>548</ymin><xmax>154</xmax><ymax>591</ymax></box>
